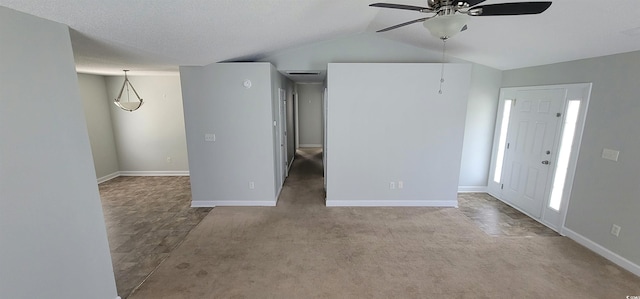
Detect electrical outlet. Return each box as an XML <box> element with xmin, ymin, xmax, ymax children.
<box><xmin>166</xmin><ymin>156</ymin><xmax>172</xmax><ymax>164</ymax></box>
<box><xmin>389</xmin><ymin>182</ymin><xmax>395</xmax><ymax>190</ymax></box>
<box><xmin>611</xmin><ymin>224</ymin><xmax>621</xmax><ymax>237</ymax></box>
<box><xmin>398</xmin><ymin>181</ymin><xmax>404</xmax><ymax>189</ymax></box>
<box><xmin>249</xmin><ymin>181</ymin><xmax>255</xmax><ymax>190</ymax></box>
<box><xmin>205</xmin><ymin>133</ymin><xmax>215</xmax><ymax>142</ymax></box>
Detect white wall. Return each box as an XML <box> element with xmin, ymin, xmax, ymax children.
<box><xmin>326</xmin><ymin>63</ymin><xmax>471</xmax><ymax>206</ymax></box>
<box><xmin>0</xmin><ymin>7</ymin><xmax>117</xmax><ymax>299</ymax></box>
<box><xmin>297</xmin><ymin>83</ymin><xmax>324</xmax><ymax>147</ymax></box>
<box><xmin>78</xmin><ymin>74</ymin><xmax>120</xmax><ymax>181</ymax></box>
<box><xmin>502</xmin><ymin>50</ymin><xmax>640</xmax><ymax>275</ymax></box>
<box><xmin>261</xmin><ymin>33</ymin><xmax>501</xmax><ymax>189</ymax></box>
<box><xmin>180</xmin><ymin>62</ymin><xmax>279</xmax><ymax>206</ymax></box>
<box><xmin>105</xmin><ymin>75</ymin><xmax>189</xmax><ymax>175</ymax></box>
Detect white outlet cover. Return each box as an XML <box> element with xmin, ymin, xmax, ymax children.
<box><xmin>611</xmin><ymin>224</ymin><xmax>621</xmax><ymax>237</ymax></box>
<box><xmin>602</xmin><ymin>148</ymin><xmax>620</xmax><ymax>161</ymax></box>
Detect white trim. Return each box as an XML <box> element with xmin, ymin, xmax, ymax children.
<box><xmin>288</xmin><ymin>156</ymin><xmax>295</xmax><ymax>172</ymax></box>
<box><xmin>555</xmin><ymin>83</ymin><xmax>592</xmax><ymax>236</ymax></box>
<box><xmin>191</xmin><ymin>201</ymin><xmax>216</xmax><ymax>208</ymax></box>
<box><xmin>563</xmin><ymin>228</ymin><xmax>640</xmax><ymax>277</ymax></box>
<box><xmin>299</xmin><ymin>144</ymin><xmax>322</xmax><ymax>148</ymax></box>
<box><xmin>115</xmin><ymin>297</ymin><xmax>122</xmax><ymax>299</ymax></box>
<box><xmin>119</xmin><ymin>171</ymin><xmax>190</xmax><ymax>176</ymax></box>
<box><xmin>457</xmin><ymin>186</ymin><xmax>487</xmax><ymax>193</ymax></box>
<box><xmin>97</xmin><ymin>171</ymin><xmax>120</xmax><ymax>184</ymax></box>
<box><xmin>326</xmin><ymin>200</ymin><xmax>458</xmax><ymax>207</ymax></box>
<box><xmin>191</xmin><ymin>200</ymin><xmax>276</xmax><ymax>207</ymax></box>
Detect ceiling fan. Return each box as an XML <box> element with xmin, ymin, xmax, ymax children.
<box><xmin>371</xmin><ymin>0</ymin><xmax>552</xmax><ymax>40</ymax></box>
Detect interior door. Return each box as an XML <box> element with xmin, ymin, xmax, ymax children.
<box><xmin>280</xmin><ymin>90</ymin><xmax>288</xmax><ymax>178</ymax></box>
<box><xmin>278</xmin><ymin>89</ymin><xmax>287</xmax><ymax>181</ymax></box>
<box><xmin>500</xmin><ymin>89</ymin><xmax>566</xmax><ymax>218</ymax></box>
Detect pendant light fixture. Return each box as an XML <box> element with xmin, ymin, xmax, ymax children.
<box><xmin>114</xmin><ymin>70</ymin><xmax>144</xmax><ymax>112</ymax></box>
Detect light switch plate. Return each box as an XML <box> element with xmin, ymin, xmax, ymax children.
<box><xmin>205</xmin><ymin>133</ymin><xmax>215</xmax><ymax>142</ymax></box>
<box><xmin>602</xmin><ymin>148</ymin><xmax>619</xmax><ymax>161</ymax></box>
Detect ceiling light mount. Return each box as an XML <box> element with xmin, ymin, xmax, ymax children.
<box><xmin>114</xmin><ymin>70</ymin><xmax>144</xmax><ymax>112</ymax></box>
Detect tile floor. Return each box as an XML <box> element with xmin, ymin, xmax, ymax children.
<box><xmin>458</xmin><ymin>192</ymin><xmax>559</xmax><ymax>237</ymax></box>
<box><xmin>99</xmin><ymin>176</ymin><xmax>212</xmax><ymax>298</ymax></box>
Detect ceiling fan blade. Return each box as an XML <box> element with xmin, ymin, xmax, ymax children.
<box><xmin>465</xmin><ymin>0</ymin><xmax>486</xmax><ymax>7</ymax></box>
<box><xmin>369</xmin><ymin>3</ymin><xmax>429</xmax><ymax>11</ymax></box>
<box><xmin>376</xmin><ymin>17</ymin><xmax>431</xmax><ymax>32</ymax></box>
<box><xmin>472</xmin><ymin>2</ymin><xmax>551</xmax><ymax>16</ymax></box>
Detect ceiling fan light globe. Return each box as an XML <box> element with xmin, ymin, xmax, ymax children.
<box><xmin>423</xmin><ymin>14</ymin><xmax>469</xmax><ymax>39</ymax></box>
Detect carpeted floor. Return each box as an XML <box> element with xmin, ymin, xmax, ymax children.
<box><xmin>123</xmin><ymin>148</ymin><xmax>640</xmax><ymax>298</ymax></box>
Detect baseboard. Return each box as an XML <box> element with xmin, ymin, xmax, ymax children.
<box><xmin>191</xmin><ymin>201</ymin><xmax>216</xmax><ymax>208</ymax></box>
<box><xmin>119</xmin><ymin>171</ymin><xmax>190</xmax><ymax>176</ymax></box>
<box><xmin>563</xmin><ymin>228</ymin><xmax>640</xmax><ymax>277</ymax></box>
<box><xmin>299</xmin><ymin>144</ymin><xmax>322</xmax><ymax>148</ymax></box>
<box><xmin>97</xmin><ymin>171</ymin><xmax>120</xmax><ymax>184</ymax></box>
<box><xmin>115</xmin><ymin>297</ymin><xmax>122</xmax><ymax>299</ymax></box>
<box><xmin>458</xmin><ymin>186</ymin><xmax>488</xmax><ymax>193</ymax></box>
<box><xmin>288</xmin><ymin>157</ymin><xmax>295</xmax><ymax>172</ymax></box>
<box><xmin>325</xmin><ymin>200</ymin><xmax>458</xmax><ymax>207</ymax></box>
<box><xmin>191</xmin><ymin>200</ymin><xmax>276</xmax><ymax>207</ymax></box>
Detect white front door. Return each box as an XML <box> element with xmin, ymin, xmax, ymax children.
<box><xmin>489</xmin><ymin>84</ymin><xmax>592</xmax><ymax>233</ymax></box>
<box><xmin>500</xmin><ymin>89</ymin><xmax>566</xmax><ymax>218</ymax></box>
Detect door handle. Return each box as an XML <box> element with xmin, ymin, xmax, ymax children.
<box><xmin>541</xmin><ymin>160</ymin><xmax>550</xmax><ymax>165</ymax></box>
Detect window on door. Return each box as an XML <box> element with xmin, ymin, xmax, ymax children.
<box><xmin>548</xmin><ymin>100</ymin><xmax>581</xmax><ymax>211</ymax></box>
<box><xmin>493</xmin><ymin>99</ymin><xmax>513</xmax><ymax>183</ymax></box>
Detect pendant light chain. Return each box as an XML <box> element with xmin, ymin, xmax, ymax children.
<box><xmin>125</xmin><ymin>72</ymin><xmax>131</xmax><ymax>103</ymax></box>
<box><xmin>438</xmin><ymin>39</ymin><xmax>447</xmax><ymax>95</ymax></box>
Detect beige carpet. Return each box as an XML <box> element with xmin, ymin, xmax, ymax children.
<box><xmin>130</xmin><ymin>148</ymin><xmax>640</xmax><ymax>298</ymax></box>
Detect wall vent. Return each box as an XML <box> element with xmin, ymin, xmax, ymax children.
<box><xmin>287</xmin><ymin>72</ymin><xmax>320</xmax><ymax>76</ymax></box>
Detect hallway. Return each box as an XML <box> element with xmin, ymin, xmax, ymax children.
<box><xmin>277</xmin><ymin>147</ymin><xmax>325</xmax><ymax>207</ymax></box>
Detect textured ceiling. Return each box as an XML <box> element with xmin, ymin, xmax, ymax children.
<box><xmin>2</xmin><ymin>0</ymin><xmax>640</xmax><ymax>75</ymax></box>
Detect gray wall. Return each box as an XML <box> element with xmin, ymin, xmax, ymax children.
<box><xmin>286</xmin><ymin>81</ymin><xmax>295</xmax><ymax>164</ymax></box>
<box><xmin>105</xmin><ymin>75</ymin><xmax>189</xmax><ymax>174</ymax></box>
<box><xmin>180</xmin><ymin>62</ymin><xmax>280</xmax><ymax>206</ymax></box>
<box><xmin>461</xmin><ymin>64</ymin><xmax>502</xmax><ymax>189</ymax></box>
<box><xmin>269</xmin><ymin>65</ymin><xmax>295</xmax><ymax>194</ymax></box>
<box><xmin>0</xmin><ymin>7</ymin><xmax>117</xmax><ymax>298</ymax></box>
<box><xmin>78</xmin><ymin>74</ymin><xmax>120</xmax><ymax>181</ymax></box>
<box><xmin>297</xmin><ymin>83</ymin><xmax>324</xmax><ymax>147</ymax></box>
<box><xmin>261</xmin><ymin>33</ymin><xmax>501</xmax><ymax>189</ymax></box>
<box><xmin>502</xmin><ymin>50</ymin><xmax>640</xmax><ymax>271</ymax></box>
<box><xmin>326</xmin><ymin>63</ymin><xmax>471</xmax><ymax>206</ymax></box>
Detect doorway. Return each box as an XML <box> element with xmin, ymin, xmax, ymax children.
<box><xmin>295</xmin><ymin>83</ymin><xmax>324</xmax><ymax>148</ymax></box>
<box><xmin>488</xmin><ymin>83</ymin><xmax>592</xmax><ymax>232</ymax></box>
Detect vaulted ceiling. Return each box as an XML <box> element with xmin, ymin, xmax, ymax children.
<box><xmin>2</xmin><ymin>0</ymin><xmax>640</xmax><ymax>75</ymax></box>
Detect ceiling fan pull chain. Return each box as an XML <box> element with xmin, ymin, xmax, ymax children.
<box><xmin>439</xmin><ymin>39</ymin><xmax>447</xmax><ymax>94</ymax></box>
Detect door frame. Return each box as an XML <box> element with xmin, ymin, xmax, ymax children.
<box><xmin>278</xmin><ymin>88</ymin><xmax>288</xmax><ymax>180</ymax></box>
<box><xmin>487</xmin><ymin>83</ymin><xmax>592</xmax><ymax>234</ymax></box>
